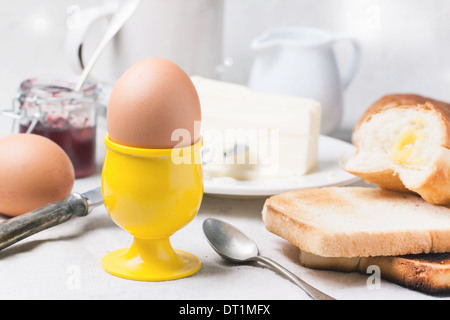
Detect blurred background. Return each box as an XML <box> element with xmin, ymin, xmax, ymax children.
<box><xmin>0</xmin><ymin>0</ymin><xmax>449</xmax><ymax>139</ymax></box>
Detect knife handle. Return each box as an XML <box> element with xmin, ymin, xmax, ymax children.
<box><xmin>0</xmin><ymin>193</ymin><xmax>89</xmax><ymax>252</ymax></box>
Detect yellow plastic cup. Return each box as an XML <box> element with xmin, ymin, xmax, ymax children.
<box><xmin>101</xmin><ymin>134</ymin><xmax>203</xmax><ymax>281</ymax></box>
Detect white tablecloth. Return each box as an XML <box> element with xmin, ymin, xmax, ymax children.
<box><xmin>0</xmin><ymin>118</ymin><xmax>446</xmax><ymax>301</ymax></box>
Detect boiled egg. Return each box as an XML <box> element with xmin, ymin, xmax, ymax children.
<box><xmin>0</xmin><ymin>134</ymin><xmax>75</xmax><ymax>217</ymax></box>
<box><xmin>107</xmin><ymin>57</ymin><xmax>202</xmax><ymax>149</ymax></box>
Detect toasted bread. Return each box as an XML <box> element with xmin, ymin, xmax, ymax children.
<box><xmin>263</xmin><ymin>187</ymin><xmax>450</xmax><ymax>294</ymax></box>
<box><xmin>343</xmin><ymin>94</ymin><xmax>450</xmax><ymax>205</ymax></box>
<box><xmin>299</xmin><ymin>250</ymin><xmax>450</xmax><ymax>295</ymax></box>
<box><xmin>262</xmin><ymin>187</ymin><xmax>450</xmax><ymax>258</ymax></box>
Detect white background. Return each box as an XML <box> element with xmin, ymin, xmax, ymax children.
<box><xmin>1</xmin><ymin>0</ymin><xmax>450</xmax><ymax>132</ymax></box>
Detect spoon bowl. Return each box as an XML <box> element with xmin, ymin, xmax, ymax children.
<box><xmin>203</xmin><ymin>218</ymin><xmax>259</xmax><ymax>262</ymax></box>
<box><xmin>203</xmin><ymin>218</ymin><xmax>336</xmax><ymax>300</ymax></box>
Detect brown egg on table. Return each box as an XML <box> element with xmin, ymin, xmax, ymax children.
<box><xmin>107</xmin><ymin>57</ymin><xmax>202</xmax><ymax>149</ymax></box>
<box><xmin>0</xmin><ymin>134</ymin><xmax>75</xmax><ymax>217</ymax></box>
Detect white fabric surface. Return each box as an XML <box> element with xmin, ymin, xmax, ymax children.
<box><xmin>0</xmin><ymin>117</ymin><xmax>446</xmax><ymax>300</ymax></box>
<box><xmin>0</xmin><ymin>172</ymin><xmax>446</xmax><ymax>300</ymax></box>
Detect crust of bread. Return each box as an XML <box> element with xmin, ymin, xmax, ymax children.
<box><xmin>298</xmin><ymin>250</ymin><xmax>450</xmax><ymax>295</ymax></box>
<box><xmin>348</xmin><ymin>94</ymin><xmax>450</xmax><ymax>205</ymax></box>
<box><xmin>411</xmin><ymin>149</ymin><xmax>450</xmax><ymax>205</ymax></box>
<box><xmin>344</xmin><ymin>167</ymin><xmax>410</xmax><ymax>194</ymax></box>
<box><xmin>262</xmin><ymin>187</ymin><xmax>450</xmax><ymax>258</ymax></box>
<box><xmin>362</xmin><ymin>254</ymin><xmax>450</xmax><ymax>295</ymax></box>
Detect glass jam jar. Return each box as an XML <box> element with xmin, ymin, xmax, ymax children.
<box><xmin>14</xmin><ymin>78</ymin><xmax>98</xmax><ymax>178</ymax></box>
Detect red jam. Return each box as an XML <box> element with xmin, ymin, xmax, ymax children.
<box><xmin>17</xmin><ymin>78</ymin><xmax>98</xmax><ymax>179</ymax></box>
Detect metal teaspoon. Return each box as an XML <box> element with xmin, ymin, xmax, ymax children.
<box><xmin>203</xmin><ymin>218</ymin><xmax>336</xmax><ymax>301</ymax></box>
<box><xmin>74</xmin><ymin>0</ymin><xmax>140</xmax><ymax>91</ymax></box>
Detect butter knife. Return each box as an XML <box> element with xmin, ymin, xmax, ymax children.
<box><xmin>0</xmin><ymin>187</ymin><xmax>104</xmax><ymax>252</ymax></box>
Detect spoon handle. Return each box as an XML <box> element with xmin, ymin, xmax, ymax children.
<box><xmin>75</xmin><ymin>0</ymin><xmax>140</xmax><ymax>91</ymax></box>
<box><xmin>254</xmin><ymin>255</ymin><xmax>336</xmax><ymax>300</ymax></box>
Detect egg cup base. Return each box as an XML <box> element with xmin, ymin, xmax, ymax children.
<box><xmin>101</xmin><ymin>237</ymin><xmax>202</xmax><ymax>282</ymax></box>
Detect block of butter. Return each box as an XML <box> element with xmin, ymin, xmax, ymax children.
<box><xmin>192</xmin><ymin>77</ymin><xmax>321</xmax><ymax>180</ymax></box>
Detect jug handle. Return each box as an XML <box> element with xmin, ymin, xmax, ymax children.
<box><xmin>65</xmin><ymin>2</ymin><xmax>120</xmax><ymax>73</ymax></box>
<box><xmin>332</xmin><ymin>33</ymin><xmax>361</xmax><ymax>90</ymax></box>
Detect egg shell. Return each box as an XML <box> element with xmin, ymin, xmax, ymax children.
<box><xmin>107</xmin><ymin>57</ymin><xmax>202</xmax><ymax>149</ymax></box>
<box><xmin>0</xmin><ymin>134</ymin><xmax>75</xmax><ymax>217</ymax></box>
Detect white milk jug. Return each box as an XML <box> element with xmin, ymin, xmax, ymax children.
<box><xmin>65</xmin><ymin>0</ymin><xmax>224</xmax><ymax>84</ymax></box>
<box><xmin>248</xmin><ymin>27</ymin><xmax>360</xmax><ymax>135</ymax></box>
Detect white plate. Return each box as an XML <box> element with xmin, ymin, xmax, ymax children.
<box><xmin>203</xmin><ymin>135</ymin><xmax>360</xmax><ymax>197</ymax></box>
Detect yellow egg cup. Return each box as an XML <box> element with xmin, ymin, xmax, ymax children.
<box><xmin>101</xmin><ymin>135</ymin><xmax>203</xmax><ymax>281</ymax></box>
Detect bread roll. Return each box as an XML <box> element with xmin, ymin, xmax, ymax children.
<box><xmin>344</xmin><ymin>94</ymin><xmax>450</xmax><ymax>205</ymax></box>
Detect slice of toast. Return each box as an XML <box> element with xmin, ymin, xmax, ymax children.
<box><xmin>263</xmin><ymin>187</ymin><xmax>450</xmax><ymax>294</ymax></box>
<box><xmin>262</xmin><ymin>187</ymin><xmax>450</xmax><ymax>258</ymax></box>
<box><xmin>343</xmin><ymin>94</ymin><xmax>450</xmax><ymax>206</ymax></box>
<box><xmin>299</xmin><ymin>250</ymin><xmax>450</xmax><ymax>295</ymax></box>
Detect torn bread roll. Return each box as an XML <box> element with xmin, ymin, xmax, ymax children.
<box><xmin>343</xmin><ymin>94</ymin><xmax>450</xmax><ymax>206</ymax></box>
